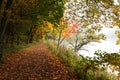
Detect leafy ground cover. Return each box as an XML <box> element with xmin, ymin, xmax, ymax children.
<box><xmin>0</xmin><ymin>43</ymin><xmax>77</xmax><ymax>80</ymax></box>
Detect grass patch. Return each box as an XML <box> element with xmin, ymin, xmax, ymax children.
<box><xmin>3</xmin><ymin>42</ymin><xmax>38</xmax><ymax>55</ymax></box>
<box><xmin>46</xmin><ymin>40</ymin><xmax>81</xmax><ymax>67</ymax></box>
<box><xmin>46</xmin><ymin>40</ymin><xmax>117</xmax><ymax>80</ymax></box>
<box><xmin>46</xmin><ymin>40</ymin><xmax>83</xmax><ymax>77</ymax></box>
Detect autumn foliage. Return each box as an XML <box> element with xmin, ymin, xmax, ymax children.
<box><xmin>0</xmin><ymin>44</ymin><xmax>77</xmax><ymax>79</ymax></box>
<box><xmin>62</xmin><ymin>21</ymin><xmax>82</xmax><ymax>39</ymax></box>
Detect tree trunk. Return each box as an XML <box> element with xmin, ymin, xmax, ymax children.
<box><xmin>11</xmin><ymin>33</ymin><xmax>14</xmax><ymax>46</ymax></box>
<box><xmin>5</xmin><ymin>35</ymin><xmax>9</xmax><ymax>45</ymax></box>
<box><xmin>16</xmin><ymin>36</ymin><xmax>20</xmax><ymax>45</ymax></box>
<box><xmin>0</xmin><ymin>0</ymin><xmax>15</xmax><ymax>63</ymax></box>
<box><xmin>0</xmin><ymin>37</ymin><xmax>4</xmax><ymax>63</ymax></box>
<box><xmin>0</xmin><ymin>0</ymin><xmax>15</xmax><ymax>37</ymax></box>
<box><xmin>57</xmin><ymin>29</ymin><xmax>62</xmax><ymax>48</ymax></box>
<box><xmin>27</xmin><ymin>27</ymin><xmax>34</xmax><ymax>43</ymax></box>
<box><xmin>0</xmin><ymin>0</ymin><xmax>7</xmax><ymax>26</ymax></box>
<box><xmin>27</xmin><ymin>25</ymin><xmax>37</xmax><ymax>43</ymax></box>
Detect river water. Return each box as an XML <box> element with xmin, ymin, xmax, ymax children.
<box><xmin>78</xmin><ymin>27</ymin><xmax>120</xmax><ymax>57</ymax></box>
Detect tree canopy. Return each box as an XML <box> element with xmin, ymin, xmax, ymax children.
<box><xmin>0</xmin><ymin>0</ymin><xmax>66</xmax><ymax>62</ymax></box>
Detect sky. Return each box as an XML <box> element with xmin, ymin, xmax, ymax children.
<box><xmin>78</xmin><ymin>26</ymin><xmax>120</xmax><ymax>57</ymax></box>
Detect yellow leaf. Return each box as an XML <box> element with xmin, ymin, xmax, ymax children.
<box><xmin>116</xmin><ymin>39</ymin><xmax>120</xmax><ymax>44</ymax></box>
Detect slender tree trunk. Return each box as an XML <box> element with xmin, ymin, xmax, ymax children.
<box><xmin>0</xmin><ymin>0</ymin><xmax>15</xmax><ymax>37</ymax></box>
<box><xmin>16</xmin><ymin>36</ymin><xmax>20</xmax><ymax>45</ymax></box>
<box><xmin>57</xmin><ymin>29</ymin><xmax>62</xmax><ymax>48</ymax></box>
<box><xmin>0</xmin><ymin>36</ymin><xmax>4</xmax><ymax>63</ymax></box>
<box><xmin>11</xmin><ymin>33</ymin><xmax>14</xmax><ymax>46</ymax></box>
<box><xmin>0</xmin><ymin>40</ymin><xmax>3</xmax><ymax>63</ymax></box>
<box><xmin>0</xmin><ymin>0</ymin><xmax>15</xmax><ymax>63</ymax></box>
<box><xmin>27</xmin><ymin>26</ymin><xmax>34</xmax><ymax>43</ymax></box>
<box><xmin>27</xmin><ymin>25</ymin><xmax>37</xmax><ymax>43</ymax></box>
<box><xmin>5</xmin><ymin>35</ymin><xmax>9</xmax><ymax>45</ymax></box>
<box><xmin>0</xmin><ymin>0</ymin><xmax>7</xmax><ymax>26</ymax></box>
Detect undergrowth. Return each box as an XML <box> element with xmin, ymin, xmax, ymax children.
<box><xmin>3</xmin><ymin>42</ymin><xmax>38</xmax><ymax>55</ymax></box>
<box><xmin>46</xmin><ymin>40</ymin><xmax>117</xmax><ymax>80</ymax></box>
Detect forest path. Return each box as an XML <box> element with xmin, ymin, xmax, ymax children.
<box><xmin>0</xmin><ymin>43</ymin><xmax>77</xmax><ymax>80</ymax></box>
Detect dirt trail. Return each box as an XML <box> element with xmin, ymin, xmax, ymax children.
<box><xmin>0</xmin><ymin>44</ymin><xmax>77</xmax><ymax>80</ymax></box>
